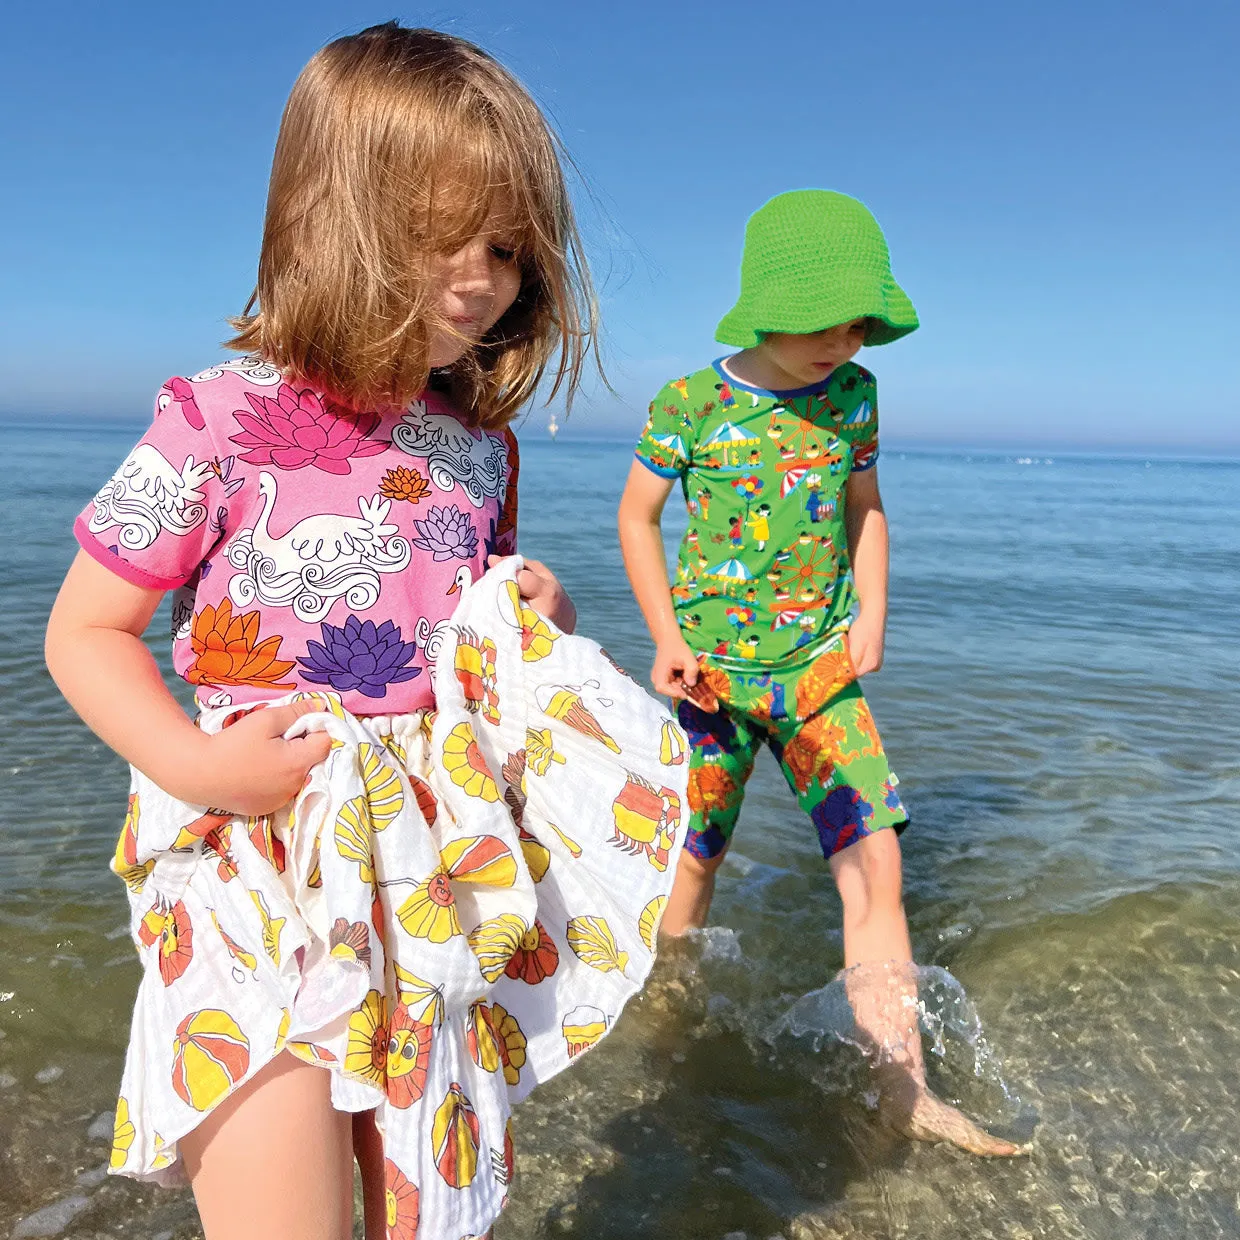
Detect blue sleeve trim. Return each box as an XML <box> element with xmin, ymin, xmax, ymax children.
<box><xmin>633</xmin><ymin>451</ymin><xmax>682</xmax><ymax>479</ymax></box>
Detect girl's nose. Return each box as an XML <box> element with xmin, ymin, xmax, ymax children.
<box><xmin>447</xmin><ymin>240</ymin><xmax>495</xmax><ymax>295</ymax></box>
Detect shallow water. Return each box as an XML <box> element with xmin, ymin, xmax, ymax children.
<box><xmin>2</xmin><ymin>418</ymin><xmax>1239</xmax><ymax>1238</ymax></box>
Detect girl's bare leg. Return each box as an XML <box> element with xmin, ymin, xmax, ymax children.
<box><xmin>831</xmin><ymin>830</ymin><xmax>1021</xmax><ymax>1155</ymax></box>
<box><xmin>179</xmin><ymin>1052</ymin><xmax>356</xmax><ymax>1240</ymax></box>
<box><xmin>353</xmin><ymin>1110</ymin><xmax>387</xmax><ymax>1240</ymax></box>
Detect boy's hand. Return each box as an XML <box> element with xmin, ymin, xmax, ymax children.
<box><xmin>488</xmin><ymin>555</ymin><xmax>577</xmax><ymax>633</ymax></box>
<box><xmin>189</xmin><ymin>700</ymin><xmax>333</xmax><ymax>816</ymax></box>
<box><xmin>652</xmin><ymin>635</ymin><xmax>711</xmax><ymax>706</ymax></box>
<box><xmin>846</xmin><ymin>611</ymin><xmax>886</xmax><ymax>677</ymax></box>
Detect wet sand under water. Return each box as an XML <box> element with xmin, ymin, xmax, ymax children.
<box><xmin>3</xmin><ymin>433</ymin><xmax>1239</xmax><ymax>1237</ymax></box>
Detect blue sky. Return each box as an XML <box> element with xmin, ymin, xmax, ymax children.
<box><xmin>1</xmin><ymin>1</ymin><xmax>1236</xmax><ymax>451</ymax></box>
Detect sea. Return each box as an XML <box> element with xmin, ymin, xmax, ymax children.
<box><xmin>2</xmin><ymin>416</ymin><xmax>1239</xmax><ymax>1239</ymax></box>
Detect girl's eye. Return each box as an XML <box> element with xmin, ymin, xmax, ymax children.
<box><xmin>490</xmin><ymin>245</ymin><xmax>518</xmax><ymax>263</ymax></box>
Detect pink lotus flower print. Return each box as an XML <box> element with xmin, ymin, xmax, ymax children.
<box><xmin>229</xmin><ymin>383</ymin><xmax>386</xmax><ymax>474</ymax></box>
<box><xmin>411</xmin><ymin>505</ymin><xmax>478</xmax><ymax>562</ymax></box>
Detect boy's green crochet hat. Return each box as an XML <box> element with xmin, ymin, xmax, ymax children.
<box><xmin>716</xmin><ymin>190</ymin><xmax>919</xmax><ymax>348</ymax></box>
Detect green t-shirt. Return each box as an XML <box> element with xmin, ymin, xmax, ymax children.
<box><xmin>634</xmin><ymin>358</ymin><xmax>880</xmax><ymax>668</ymax></box>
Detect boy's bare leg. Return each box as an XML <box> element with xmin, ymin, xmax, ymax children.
<box><xmin>831</xmin><ymin>830</ymin><xmax>1021</xmax><ymax>1155</ymax></box>
<box><xmin>660</xmin><ymin>848</ymin><xmax>727</xmax><ymax>936</ymax></box>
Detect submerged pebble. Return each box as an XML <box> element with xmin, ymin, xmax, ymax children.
<box><xmin>33</xmin><ymin>1065</ymin><xmax>63</xmax><ymax>1084</ymax></box>
<box><xmin>11</xmin><ymin>1195</ymin><xmax>90</xmax><ymax>1238</ymax></box>
<box><xmin>85</xmin><ymin>1111</ymin><xmax>113</xmax><ymax>1141</ymax></box>
<box><xmin>74</xmin><ymin>1164</ymin><xmax>108</xmax><ymax>1188</ymax></box>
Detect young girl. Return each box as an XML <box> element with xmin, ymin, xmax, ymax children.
<box><xmin>46</xmin><ymin>24</ymin><xmax>687</xmax><ymax>1240</ymax></box>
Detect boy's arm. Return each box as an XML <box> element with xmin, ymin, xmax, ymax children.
<box><xmin>843</xmin><ymin>466</ymin><xmax>889</xmax><ymax>675</ymax></box>
<box><xmin>45</xmin><ymin>551</ymin><xmax>330</xmax><ymax>813</ymax></box>
<box><xmin>617</xmin><ymin>460</ymin><xmax>700</xmax><ymax>698</ymax></box>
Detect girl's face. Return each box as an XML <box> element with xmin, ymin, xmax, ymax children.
<box><xmin>756</xmin><ymin>318</ymin><xmax>868</xmax><ymax>388</ymax></box>
<box><xmin>427</xmin><ymin>198</ymin><xmax>523</xmax><ymax>368</ymax></box>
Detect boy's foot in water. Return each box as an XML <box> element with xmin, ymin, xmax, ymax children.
<box><xmin>877</xmin><ymin>1073</ymin><xmax>1025</xmax><ymax>1156</ymax></box>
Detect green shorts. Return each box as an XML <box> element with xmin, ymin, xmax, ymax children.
<box><xmin>678</xmin><ymin>636</ymin><xmax>909</xmax><ymax>860</ymax></box>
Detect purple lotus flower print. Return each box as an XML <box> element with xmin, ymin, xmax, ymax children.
<box><xmin>297</xmin><ymin>617</ymin><xmax>422</xmax><ymax>698</ymax></box>
<box><xmin>811</xmin><ymin>786</ymin><xmax>875</xmax><ymax>855</ymax></box>
<box><xmin>229</xmin><ymin>383</ymin><xmax>386</xmax><ymax>474</ymax></box>
<box><xmin>411</xmin><ymin>505</ymin><xmax>478</xmax><ymax>561</ymax></box>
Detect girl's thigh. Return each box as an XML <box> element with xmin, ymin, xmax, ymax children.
<box><xmin>178</xmin><ymin>1051</ymin><xmax>355</xmax><ymax>1240</ymax></box>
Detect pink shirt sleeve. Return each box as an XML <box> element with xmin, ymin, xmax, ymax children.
<box><xmin>75</xmin><ymin>377</ymin><xmax>233</xmax><ymax>591</ymax></box>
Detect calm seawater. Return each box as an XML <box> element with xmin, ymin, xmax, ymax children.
<box><xmin>2</xmin><ymin>417</ymin><xmax>1239</xmax><ymax>1239</ymax></box>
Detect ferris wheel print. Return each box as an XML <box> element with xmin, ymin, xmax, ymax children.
<box><xmin>767</xmin><ymin>534</ymin><xmax>838</xmax><ymax>630</ymax></box>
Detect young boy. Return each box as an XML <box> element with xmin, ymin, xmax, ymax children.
<box><xmin>618</xmin><ymin>190</ymin><xmax>1019</xmax><ymax>1155</ymax></box>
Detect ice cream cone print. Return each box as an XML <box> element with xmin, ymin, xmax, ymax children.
<box><xmin>561</xmin><ymin>1004</ymin><xmax>609</xmax><ymax>1058</ymax></box>
<box><xmin>659</xmin><ymin>719</ymin><xmax>687</xmax><ymax>766</ymax></box>
<box><xmin>536</xmin><ymin>683</ymin><xmax>622</xmax><ymax>753</ymax></box>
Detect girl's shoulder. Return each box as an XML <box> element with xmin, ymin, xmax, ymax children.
<box><xmin>153</xmin><ymin>357</ymin><xmax>294</xmax><ymax>447</ymax></box>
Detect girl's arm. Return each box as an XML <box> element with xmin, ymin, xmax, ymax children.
<box><xmin>843</xmin><ymin>466</ymin><xmax>889</xmax><ymax>675</ymax></box>
<box><xmin>45</xmin><ymin>551</ymin><xmax>331</xmax><ymax>814</ymax></box>
<box><xmin>617</xmin><ymin>460</ymin><xmax>699</xmax><ymax>698</ymax></box>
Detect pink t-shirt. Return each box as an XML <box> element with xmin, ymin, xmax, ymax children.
<box><xmin>76</xmin><ymin>357</ymin><xmax>519</xmax><ymax>716</ymax></box>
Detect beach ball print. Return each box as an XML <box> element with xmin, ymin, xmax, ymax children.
<box><xmin>432</xmin><ymin>1083</ymin><xmax>481</xmax><ymax>1188</ymax></box>
<box><xmin>811</xmin><ymin>786</ymin><xmax>875</xmax><ymax>855</ymax></box>
<box><xmin>171</xmin><ymin>1009</ymin><xmax>250</xmax><ymax>1111</ymax></box>
<box><xmin>384</xmin><ymin>1158</ymin><xmax>420</xmax><ymax>1240</ymax></box>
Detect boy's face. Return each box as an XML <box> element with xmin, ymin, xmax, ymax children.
<box><xmin>757</xmin><ymin>318</ymin><xmax>868</xmax><ymax>387</ymax></box>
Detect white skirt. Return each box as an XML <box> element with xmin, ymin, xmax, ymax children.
<box><xmin>106</xmin><ymin>559</ymin><xmax>689</xmax><ymax>1240</ymax></box>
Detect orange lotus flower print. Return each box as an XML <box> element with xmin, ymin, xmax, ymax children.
<box><xmin>185</xmin><ymin>599</ymin><xmax>297</xmax><ymax>689</ymax></box>
<box><xmin>379</xmin><ymin>465</ymin><xmax>432</xmax><ymax>504</ymax></box>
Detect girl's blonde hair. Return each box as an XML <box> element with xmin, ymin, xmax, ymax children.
<box><xmin>228</xmin><ymin>22</ymin><xmax>598</xmax><ymax>428</ymax></box>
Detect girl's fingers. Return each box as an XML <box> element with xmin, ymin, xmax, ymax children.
<box><xmin>265</xmin><ymin>698</ymin><xmax>326</xmax><ymax>736</ymax></box>
<box><xmin>288</xmin><ymin>731</ymin><xmax>333</xmax><ymax>765</ymax></box>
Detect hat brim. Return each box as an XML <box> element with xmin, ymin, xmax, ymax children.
<box><xmin>715</xmin><ymin>278</ymin><xmax>919</xmax><ymax>348</ymax></box>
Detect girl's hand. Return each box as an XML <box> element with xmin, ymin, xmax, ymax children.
<box><xmin>846</xmin><ymin>611</ymin><xmax>886</xmax><ymax>677</ymax></box>
<box><xmin>652</xmin><ymin>634</ymin><xmax>706</xmax><ymax>703</ymax></box>
<box><xmin>488</xmin><ymin>555</ymin><xmax>577</xmax><ymax>633</ymax></box>
<box><xmin>192</xmin><ymin>700</ymin><xmax>333</xmax><ymax>816</ymax></box>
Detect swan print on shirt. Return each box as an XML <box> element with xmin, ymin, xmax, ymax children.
<box><xmin>75</xmin><ymin>365</ymin><xmax>520</xmax><ymax>716</ymax></box>
<box><xmin>226</xmin><ymin>472</ymin><xmax>413</xmax><ymax>621</ymax></box>
<box><xmin>87</xmin><ymin>444</ymin><xmax>216</xmax><ymax>551</ymax></box>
